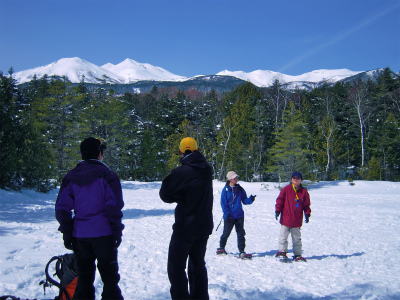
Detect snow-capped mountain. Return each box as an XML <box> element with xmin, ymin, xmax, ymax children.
<box><xmin>102</xmin><ymin>58</ymin><xmax>187</xmax><ymax>83</ymax></box>
<box><xmin>13</xmin><ymin>57</ymin><xmax>126</xmax><ymax>84</ymax></box>
<box><xmin>11</xmin><ymin>57</ymin><xmax>364</xmax><ymax>88</ymax></box>
<box><xmin>217</xmin><ymin>69</ymin><xmax>362</xmax><ymax>88</ymax></box>
<box><xmin>12</xmin><ymin>57</ymin><xmax>187</xmax><ymax>85</ymax></box>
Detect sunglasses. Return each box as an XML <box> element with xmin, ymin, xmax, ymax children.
<box><xmin>292</xmin><ymin>176</ymin><xmax>301</xmax><ymax>180</ymax></box>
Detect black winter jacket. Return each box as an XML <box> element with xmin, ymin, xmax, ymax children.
<box><xmin>159</xmin><ymin>151</ymin><xmax>214</xmax><ymax>239</ymax></box>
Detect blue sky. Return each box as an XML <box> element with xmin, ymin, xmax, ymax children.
<box><xmin>0</xmin><ymin>0</ymin><xmax>399</xmax><ymax>77</ymax></box>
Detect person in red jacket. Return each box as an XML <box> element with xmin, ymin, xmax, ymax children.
<box><xmin>275</xmin><ymin>171</ymin><xmax>311</xmax><ymax>262</ymax></box>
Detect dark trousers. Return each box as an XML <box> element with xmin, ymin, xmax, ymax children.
<box><xmin>167</xmin><ymin>231</ymin><xmax>209</xmax><ymax>300</ymax></box>
<box><xmin>74</xmin><ymin>235</ymin><xmax>123</xmax><ymax>300</ymax></box>
<box><xmin>219</xmin><ymin>217</ymin><xmax>246</xmax><ymax>253</ymax></box>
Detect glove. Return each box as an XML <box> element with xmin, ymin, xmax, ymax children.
<box><xmin>114</xmin><ymin>237</ymin><xmax>122</xmax><ymax>248</ymax></box>
<box><xmin>305</xmin><ymin>214</ymin><xmax>310</xmax><ymax>223</ymax></box>
<box><xmin>227</xmin><ymin>214</ymin><xmax>233</xmax><ymax>219</ymax></box>
<box><xmin>275</xmin><ymin>211</ymin><xmax>280</xmax><ymax>220</ymax></box>
<box><xmin>63</xmin><ymin>232</ymin><xmax>73</xmax><ymax>250</ymax></box>
<box><xmin>250</xmin><ymin>195</ymin><xmax>256</xmax><ymax>201</ymax></box>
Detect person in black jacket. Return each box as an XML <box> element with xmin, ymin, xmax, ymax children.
<box><xmin>160</xmin><ymin>137</ymin><xmax>214</xmax><ymax>300</ymax></box>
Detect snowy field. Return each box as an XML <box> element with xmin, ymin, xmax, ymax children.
<box><xmin>1</xmin><ymin>180</ymin><xmax>400</xmax><ymax>299</ymax></box>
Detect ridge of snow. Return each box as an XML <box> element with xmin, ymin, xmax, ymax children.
<box><xmin>11</xmin><ymin>57</ymin><xmax>364</xmax><ymax>87</ymax></box>
<box><xmin>13</xmin><ymin>57</ymin><xmax>126</xmax><ymax>84</ymax></box>
<box><xmin>101</xmin><ymin>58</ymin><xmax>187</xmax><ymax>83</ymax></box>
<box><xmin>217</xmin><ymin>68</ymin><xmax>363</xmax><ymax>87</ymax></box>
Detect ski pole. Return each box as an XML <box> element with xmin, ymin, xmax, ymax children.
<box><xmin>215</xmin><ymin>216</ymin><xmax>223</xmax><ymax>231</ymax></box>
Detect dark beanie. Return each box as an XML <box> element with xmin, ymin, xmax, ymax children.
<box><xmin>291</xmin><ymin>171</ymin><xmax>303</xmax><ymax>180</ymax></box>
<box><xmin>80</xmin><ymin>137</ymin><xmax>106</xmax><ymax>160</ymax></box>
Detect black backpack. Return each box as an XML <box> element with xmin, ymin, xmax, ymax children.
<box><xmin>39</xmin><ymin>253</ymin><xmax>78</xmax><ymax>300</ymax></box>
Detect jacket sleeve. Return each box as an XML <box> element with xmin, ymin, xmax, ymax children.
<box><xmin>104</xmin><ymin>170</ymin><xmax>125</xmax><ymax>238</ymax></box>
<box><xmin>275</xmin><ymin>187</ymin><xmax>286</xmax><ymax>212</ymax></box>
<box><xmin>240</xmin><ymin>187</ymin><xmax>253</xmax><ymax>205</ymax></box>
<box><xmin>220</xmin><ymin>187</ymin><xmax>230</xmax><ymax>216</ymax></box>
<box><xmin>55</xmin><ymin>177</ymin><xmax>74</xmax><ymax>234</ymax></box>
<box><xmin>159</xmin><ymin>169</ymin><xmax>184</xmax><ymax>204</ymax></box>
<box><xmin>302</xmin><ymin>189</ymin><xmax>311</xmax><ymax>215</ymax></box>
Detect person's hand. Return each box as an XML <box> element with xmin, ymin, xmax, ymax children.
<box><xmin>63</xmin><ymin>232</ymin><xmax>73</xmax><ymax>250</ymax></box>
<box><xmin>275</xmin><ymin>211</ymin><xmax>280</xmax><ymax>220</ymax></box>
<box><xmin>227</xmin><ymin>214</ymin><xmax>233</xmax><ymax>219</ymax></box>
<box><xmin>250</xmin><ymin>195</ymin><xmax>256</xmax><ymax>201</ymax></box>
<box><xmin>115</xmin><ymin>237</ymin><xmax>122</xmax><ymax>248</ymax></box>
<box><xmin>305</xmin><ymin>214</ymin><xmax>310</xmax><ymax>223</ymax></box>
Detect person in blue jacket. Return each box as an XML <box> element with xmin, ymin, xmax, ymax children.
<box><xmin>55</xmin><ymin>137</ymin><xmax>124</xmax><ymax>300</ymax></box>
<box><xmin>217</xmin><ymin>171</ymin><xmax>255</xmax><ymax>259</ymax></box>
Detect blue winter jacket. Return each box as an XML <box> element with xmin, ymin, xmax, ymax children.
<box><xmin>55</xmin><ymin>159</ymin><xmax>124</xmax><ymax>239</ymax></box>
<box><xmin>221</xmin><ymin>183</ymin><xmax>253</xmax><ymax>219</ymax></box>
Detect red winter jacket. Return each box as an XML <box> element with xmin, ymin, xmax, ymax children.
<box><xmin>275</xmin><ymin>183</ymin><xmax>311</xmax><ymax>228</ymax></box>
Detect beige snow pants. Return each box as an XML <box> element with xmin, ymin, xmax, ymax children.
<box><xmin>279</xmin><ymin>225</ymin><xmax>302</xmax><ymax>256</ymax></box>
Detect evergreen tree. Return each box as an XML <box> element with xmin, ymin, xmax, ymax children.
<box><xmin>377</xmin><ymin>67</ymin><xmax>399</xmax><ymax>93</ymax></box>
<box><xmin>0</xmin><ymin>70</ymin><xmax>54</xmax><ymax>191</ymax></box>
<box><xmin>267</xmin><ymin>101</ymin><xmax>314</xmax><ymax>182</ymax></box>
<box><xmin>31</xmin><ymin>76</ymin><xmax>80</xmax><ymax>181</ymax></box>
<box><xmin>217</xmin><ymin>83</ymin><xmax>260</xmax><ymax>181</ymax></box>
<box><xmin>365</xmin><ymin>157</ymin><xmax>381</xmax><ymax>180</ymax></box>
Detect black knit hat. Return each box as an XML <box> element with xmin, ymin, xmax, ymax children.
<box><xmin>291</xmin><ymin>171</ymin><xmax>303</xmax><ymax>180</ymax></box>
<box><xmin>80</xmin><ymin>137</ymin><xmax>107</xmax><ymax>160</ymax></box>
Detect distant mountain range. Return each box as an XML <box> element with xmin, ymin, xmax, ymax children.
<box><xmin>9</xmin><ymin>57</ymin><xmax>398</xmax><ymax>93</ymax></box>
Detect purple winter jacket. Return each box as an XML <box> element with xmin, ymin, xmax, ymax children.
<box><xmin>55</xmin><ymin>159</ymin><xmax>124</xmax><ymax>238</ymax></box>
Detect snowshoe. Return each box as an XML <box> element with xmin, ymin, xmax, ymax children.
<box><xmin>275</xmin><ymin>251</ymin><xmax>288</xmax><ymax>259</ymax></box>
<box><xmin>293</xmin><ymin>255</ymin><xmax>307</xmax><ymax>262</ymax></box>
<box><xmin>275</xmin><ymin>251</ymin><xmax>291</xmax><ymax>263</ymax></box>
<box><xmin>239</xmin><ymin>252</ymin><xmax>252</xmax><ymax>260</ymax></box>
<box><xmin>216</xmin><ymin>248</ymin><xmax>227</xmax><ymax>255</ymax></box>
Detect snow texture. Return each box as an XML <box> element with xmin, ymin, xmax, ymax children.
<box><xmin>0</xmin><ymin>180</ymin><xmax>399</xmax><ymax>299</ymax></box>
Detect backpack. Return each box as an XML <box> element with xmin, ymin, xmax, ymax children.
<box><xmin>40</xmin><ymin>253</ymin><xmax>78</xmax><ymax>300</ymax></box>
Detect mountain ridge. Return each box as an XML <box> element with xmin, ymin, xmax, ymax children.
<box><xmin>8</xmin><ymin>57</ymin><xmax>394</xmax><ymax>90</ymax></box>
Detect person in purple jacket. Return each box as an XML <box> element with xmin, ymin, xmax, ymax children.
<box><xmin>55</xmin><ymin>137</ymin><xmax>124</xmax><ymax>300</ymax></box>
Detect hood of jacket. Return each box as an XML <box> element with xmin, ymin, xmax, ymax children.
<box><xmin>180</xmin><ymin>151</ymin><xmax>209</xmax><ymax>170</ymax></box>
<box><xmin>67</xmin><ymin>159</ymin><xmax>110</xmax><ymax>186</ymax></box>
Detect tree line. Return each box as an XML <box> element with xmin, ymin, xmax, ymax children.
<box><xmin>1</xmin><ymin>68</ymin><xmax>399</xmax><ymax>192</ymax></box>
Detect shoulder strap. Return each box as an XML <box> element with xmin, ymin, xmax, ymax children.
<box><xmin>292</xmin><ymin>184</ymin><xmax>300</xmax><ymax>200</ymax></box>
<box><xmin>44</xmin><ymin>256</ymin><xmax>62</xmax><ymax>288</ymax></box>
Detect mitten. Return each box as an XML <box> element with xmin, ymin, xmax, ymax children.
<box><xmin>250</xmin><ymin>195</ymin><xmax>256</xmax><ymax>201</ymax></box>
<box><xmin>63</xmin><ymin>232</ymin><xmax>73</xmax><ymax>250</ymax></box>
<box><xmin>275</xmin><ymin>211</ymin><xmax>280</xmax><ymax>220</ymax></box>
<box><xmin>115</xmin><ymin>237</ymin><xmax>122</xmax><ymax>248</ymax></box>
<box><xmin>305</xmin><ymin>214</ymin><xmax>310</xmax><ymax>223</ymax></box>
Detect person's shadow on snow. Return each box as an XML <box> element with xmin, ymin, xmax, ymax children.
<box><xmin>251</xmin><ymin>251</ymin><xmax>365</xmax><ymax>260</ymax></box>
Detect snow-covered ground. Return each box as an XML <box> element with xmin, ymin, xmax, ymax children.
<box><xmin>1</xmin><ymin>180</ymin><xmax>399</xmax><ymax>299</ymax></box>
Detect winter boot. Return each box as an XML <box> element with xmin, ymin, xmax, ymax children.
<box><xmin>293</xmin><ymin>255</ymin><xmax>307</xmax><ymax>262</ymax></box>
<box><xmin>239</xmin><ymin>252</ymin><xmax>252</xmax><ymax>259</ymax></box>
<box><xmin>275</xmin><ymin>251</ymin><xmax>288</xmax><ymax>259</ymax></box>
<box><xmin>216</xmin><ymin>248</ymin><xmax>227</xmax><ymax>255</ymax></box>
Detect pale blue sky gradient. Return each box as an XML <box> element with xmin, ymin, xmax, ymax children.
<box><xmin>0</xmin><ymin>0</ymin><xmax>399</xmax><ymax>77</ymax></box>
